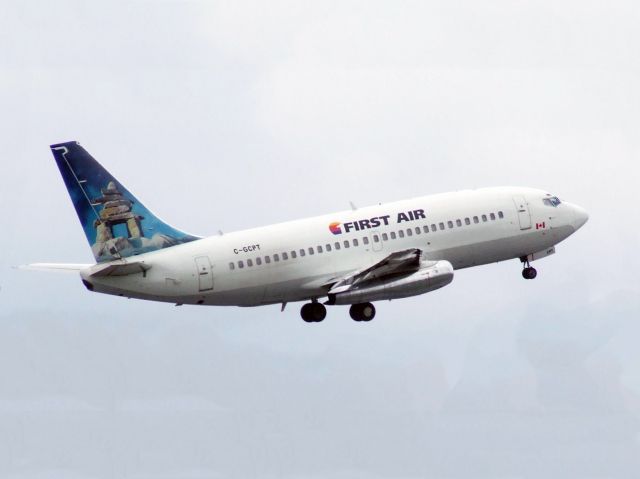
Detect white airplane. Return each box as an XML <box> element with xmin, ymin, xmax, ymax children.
<box><xmin>27</xmin><ymin>142</ymin><xmax>588</xmax><ymax>322</ymax></box>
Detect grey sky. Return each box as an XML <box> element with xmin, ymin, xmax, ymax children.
<box><xmin>1</xmin><ymin>1</ymin><xmax>639</xmax><ymax>477</ymax></box>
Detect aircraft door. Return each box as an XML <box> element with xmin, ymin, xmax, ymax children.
<box><xmin>194</xmin><ymin>256</ymin><xmax>214</xmax><ymax>291</ymax></box>
<box><xmin>513</xmin><ymin>196</ymin><xmax>532</xmax><ymax>230</ymax></box>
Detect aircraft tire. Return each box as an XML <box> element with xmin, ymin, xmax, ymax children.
<box><xmin>522</xmin><ymin>267</ymin><xmax>537</xmax><ymax>280</ymax></box>
<box><xmin>301</xmin><ymin>302</ymin><xmax>326</xmax><ymax>322</ymax></box>
<box><xmin>349</xmin><ymin>302</ymin><xmax>376</xmax><ymax>322</ymax></box>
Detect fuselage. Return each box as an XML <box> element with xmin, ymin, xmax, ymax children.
<box><xmin>80</xmin><ymin>186</ymin><xmax>588</xmax><ymax>307</ymax></box>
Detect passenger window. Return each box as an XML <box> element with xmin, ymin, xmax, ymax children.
<box><xmin>353</xmin><ymin>239</ymin><xmax>359</xmax><ymax>247</ymax></box>
<box><xmin>273</xmin><ymin>254</ymin><xmax>279</xmax><ymax>262</ymax></box>
<box><xmin>326</xmin><ymin>244</ymin><xmax>332</xmax><ymax>252</ymax></box>
<box><xmin>300</xmin><ymin>249</ymin><xmax>305</xmax><ymax>256</ymax></box>
<box><xmin>465</xmin><ymin>218</ymin><xmax>470</xmax><ymax>225</ymax></box>
<box><xmin>498</xmin><ymin>211</ymin><xmax>504</xmax><ymax>219</ymax></box>
<box><xmin>308</xmin><ymin>247</ymin><xmax>315</xmax><ymax>255</ymax></box>
<box><xmin>335</xmin><ymin>242</ymin><xmax>341</xmax><ymax>250</ymax></box>
<box><xmin>317</xmin><ymin>245</ymin><xmax>323</xmax><ymax>253</ymax></box>
<box><xmin>415</xmin><ymin>227</ymin><xmax>421</xmax><ymax>235</ymax></box>
<box><xmin>282</xmin><ymin>252</ymin><xmax>289</xmax><ymax>260</ymax></box>
<box><xmin>456</xmin><ymin>219</ymin><xmax>462</xmax><ymax>227</ymax></box>
<box><xmin>482</xmin><ymin>215</ymin><xmax>487</xmax><ymax>222</ymax></box>
<box><xmin>238</xmin><ymin>260</ymin><xmax>244</xmax><ymax>268</ymax></box>
<box><xmin>247</xmin><ymin>259</ymin><xmax>253</xmax><ymax>267</ymax></box>
<box><xmin>473</xmin><ymin>216</ymin><xmax>479</xmax><ymax>224</ymax></box>
<box><xmin>390</xmin><ymin>232</ymin><xmax>397</xmax><ymax>240</ymax></box>
<box><xmin>398</xmin><ymin>230</ymin><xmax>405</xmax><ymax>238</ymax></box>
<box><xmin>439</xmin><ymin>222</ymin><xmax>445</xmax><ymax>230</ymax></box>
<box><xmin>490</xmin><ymin>213</ymin><xmax>496</xmax><ymax>220</ymax></box>
<box><xmin>265</xmin><ymin>256</ymin><xmax>271</xmax><ymax>264</ymax></box>
<box><xmin>447</xmin><ymin>221</ymin><xmax>454</xmax><ymax>229</ymax></box>
<box><xmin>229</xmin><ymin>262</ymin><xmax>235</xmax><ymax>270</ymax></box>
<box><xmin>431</xmin><ymin>223</ymin><xmax>437</xmax><ymax>231</ymax></box>
<box><xmin>363</xmin><ymin>237</ymin><xmax>369</xmax><ymax>245</ymax></box>
<box><xmin>382</xmin><ymin>233</ymin><xmax>389</xmax><ymax>241</ymax></box>
<box><xmin>373</xmin><ymin>234</ymin><xmax>380</xmax><ymax>243</ymax></box>
<box><xmin>423</xmin><ymin>225</ymin><xmax>429</xmax><ymax>233</ymax></box>
<box><xmin>343</xmin><ymin>240</ymin><xmax>350</xmax><ymax>248</ymax></box>
<box><xmin>256</xmin><ymin>257</ymin><xmax>262</xmax><ymax>265</ymax></box>
<box><xmin>406</xmin><ymin>228</ymin><xmax>413</xmax><ymax>236</ymax></box>
<box><xmin>291</xmin><ymin>251</ymin><xmax>297</xmax><ymax>258</ymax></box>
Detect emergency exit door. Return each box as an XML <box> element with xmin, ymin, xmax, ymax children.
<box><xmin>194</xmin><ymin>256</ymin><xmax>214</xmax><ymax>291</ymax></box>
<box><xmin>513</xmin><ymin>196</ymin><xmax>532</xmax><ymax>230</ymax></box>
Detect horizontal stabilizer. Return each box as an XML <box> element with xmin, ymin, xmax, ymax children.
<box><xmin>19</xmin><ymin>263</ymin><xmax>91</xmax><ymax>273</ymax></box>
<box><xmin>88</xmin><ymin>261</ymin><xmax>151</xmax><ymax>277</ymax></box>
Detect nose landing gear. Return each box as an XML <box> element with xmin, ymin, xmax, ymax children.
<box><xmin>520</xmin><ymin>257</ymin><xmax>537</xmax><ymax>280</ymax></box>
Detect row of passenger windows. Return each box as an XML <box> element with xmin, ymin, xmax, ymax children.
<box><xmin>229</xmin><ymin>210</ymin><xmax>504</xmax><ymax>270</ymax></box>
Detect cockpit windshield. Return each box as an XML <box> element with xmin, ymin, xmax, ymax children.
<box><xmin>543</xmin><ymin>196</ymin><xmax>562</xmax><ymax>207</ymax></box>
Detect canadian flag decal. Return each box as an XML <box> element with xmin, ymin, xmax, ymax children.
<box><xmin>536</xmin><ymin>222</ymin><xmax>546</xmax><ymax>230</ymax></box>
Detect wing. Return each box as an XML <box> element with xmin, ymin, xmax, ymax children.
<box><xmin>328</xmin><ymin>248</ymin><xmax>423</xmax><ymax>295</ymax></box>
<box><xmin>325</xmin><ymin>248</ymin><xmax>454</xmax><ymax>305</ymax></box>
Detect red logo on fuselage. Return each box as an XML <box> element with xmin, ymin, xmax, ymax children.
<box><xmin>329</xmin><ymin>222</ymin><xmax>342</xmax><ymax>235</ymax></box>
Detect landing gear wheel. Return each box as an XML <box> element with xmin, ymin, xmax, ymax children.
<box><xmin>520</xmin><ymin>256</ymin><xmax>538</xmax><ymax>280</ymax></box>
<box><xmin>300</xmin><ymin>302</ymin><xmax>327</xmax><ymax>322</ymax></box>
<box><xmin>349</xmin><ymin>302</ymin><xmax>376</xmax><ymax>322</ymax></box>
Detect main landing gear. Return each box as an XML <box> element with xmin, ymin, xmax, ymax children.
<box><xmin>349</xmin><ymin>302</ymin><xmax>376</xmax><ymax>322</ymax></box>
<box><xmin>520</xmin><ymin>257</ymin><xmax>537</xmax><ymax>280</ymax></box>
<box><xmin>300</xmin><ymin>301</ymin><xmax>326</xmax><ymax>322</ymax></box>
<box><xmin>299</xmin><ymin>301</ymin><xmax>377</xmax><ymax>322</ymax></box>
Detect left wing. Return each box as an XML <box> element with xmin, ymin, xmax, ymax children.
<box><xmin>326</xmin><ymin>249</ymin><xmax>454</xmax><ymax>305</ymax></box>
<box><xmin>328</xmin><ymin>248</ymin><xmax>423</xmax><ymax>295</ymax></box>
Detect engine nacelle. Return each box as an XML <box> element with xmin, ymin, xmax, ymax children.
<box><xmin>326</xmin><ymin>260</ymin><xmax>454</xmax><ymax>305</ymax></box>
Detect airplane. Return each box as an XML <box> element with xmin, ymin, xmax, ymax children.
<box><xmin>25</xmin><ymin>141</ymin><xmax>589</xmax><ymax>322</ymax></box>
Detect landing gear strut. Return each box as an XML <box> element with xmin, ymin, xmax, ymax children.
<box><xmin>520</xmin><ymin>257</ymin><xmax>537</xmax><ymax>280</ymax></box>
<box><xmin>349</xmin><ymin>302</ymin><xmax>376</xmax><ymax>322</ymax></box>
<box><xmin>300</xmin><ymin>301</ymin><xmax>326</xmax><ymax>322</ymax></box>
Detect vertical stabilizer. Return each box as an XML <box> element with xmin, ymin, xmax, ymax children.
<box><xmin>51</xmin><ymin>141</ymin><xmax>200</xmax><ymax>262</ymax></box>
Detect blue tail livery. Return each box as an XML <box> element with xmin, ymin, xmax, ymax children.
<box><xmin>51</xmin><ymin>141</ymin><xmax>200</xmax><ymax>263</ymax></box>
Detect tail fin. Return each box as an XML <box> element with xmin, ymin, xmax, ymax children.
<box><xmin>51</xmin><ymin>141</ymin><xmax>200</xmax><ymax>263</ymax></box>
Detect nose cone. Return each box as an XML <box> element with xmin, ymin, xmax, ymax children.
<box><xmin>572</xmin><ymin>204</ymin><xmax>589</xmax><ymax>230</ymax></box>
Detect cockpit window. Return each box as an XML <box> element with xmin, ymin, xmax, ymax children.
<box><xmin>543</xmin><ymin>196</ymin><xmax>562</xmax><ymax>207</ymax></box>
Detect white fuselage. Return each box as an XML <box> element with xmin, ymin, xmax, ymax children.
<box><xmin>81</xmin><ymin>187</ymin><xmax>588</xmax><ymax>307</ymax></box>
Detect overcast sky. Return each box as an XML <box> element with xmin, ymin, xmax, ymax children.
<box><xmin>1</xmin><ymin>1</ymin><xmax>639</xmax><ymax>478</ymax></box>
